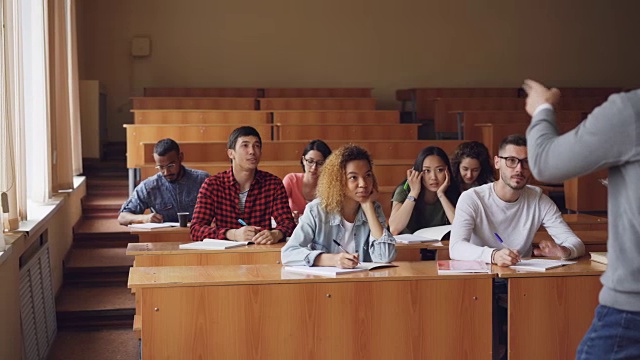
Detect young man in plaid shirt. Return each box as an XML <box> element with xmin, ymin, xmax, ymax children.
<box><xmin>190</xmin><ymin>126</ymin><xmax>295</xmax><ymax>243</ymax></box>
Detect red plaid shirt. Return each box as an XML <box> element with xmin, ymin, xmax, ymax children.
<box><xmin>190</xmin><ymin>168</ymin><xmax>295</xmax><ymax>241</ymax></box>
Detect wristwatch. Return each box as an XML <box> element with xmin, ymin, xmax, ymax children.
<box><xmin>406</xmin><ymin>195</ymin><xmax>417</xmax><ymax>202</ymax></box>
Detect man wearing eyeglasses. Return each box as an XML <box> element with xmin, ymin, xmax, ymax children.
<box><xmin>118</xmin><ymin>138</ymin><xmax>210</xmax><ymax>225</ymax></box>
<box><xmin>449</xmin><ymin>134</ymin><xmax>585</xmax><ymax>265</ymax></box>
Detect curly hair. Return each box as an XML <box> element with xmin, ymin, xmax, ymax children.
<box><xmin>450</xmin><ymin>141</ymin><xmax>494</xmax><ymax>187</ymax></box>
<box><xmin>317</xmin><ymin>144</ymin><xmax>377</xmax><ymax>214</ymax></box>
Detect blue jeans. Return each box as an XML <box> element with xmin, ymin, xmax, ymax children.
<box><xmin>576</xmin><ymin>304</ymin><xmax>640</xmax><ymax>360</ymax></box>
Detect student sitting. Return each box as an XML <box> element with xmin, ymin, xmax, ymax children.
<box><xmin>118</xmin><ymin>138</ymin><xmax>209</xmax><ymax>226</ymax></box>
<box><xmin>282</xmin><ymin>139</ymin><xmax>332</xmax><ymax>223</ymax></box>
<box><xmin>449</xmin><ymin>134</ymin><xmax>585</xmax><ymax>266</ymax></box>
<box><xmin>189</xmin><ymin>126</ymin><xmax>295</xmax><ymax>243</ymax></box>
<box><xmin>388</xmin><ymin>146</ymin><xmax>460</xmax><ymax>235</ymax></box>
<box><xmin>450</xmin><ymin>141</ymin><xmax>494</xmax><ymax>192</ymax></box>
<box><xmin>281</xmin><ymin>145</ymin><xmax>396</xmax><ymax>268</ymax></box>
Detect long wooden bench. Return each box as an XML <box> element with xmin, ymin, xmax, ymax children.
<box><xmin>258</xmin><ymin>98</ymin><xmax>376</xmax><ymax>110</ymax></box>
<box><xmin>131</xmin><ymin>97</ymin><xmax>257</xmax><ymax>110</ymax></box>
<box><xmin>136</xmin><ymin>139</ymin><xmax>464</xmax><ymax>168</ymax></box>
<box><xmin>277</xmin><ymin>123</ymin><xmax>419</xmax><ymax>140</ymax></box>
<box><xmin>132</xmin><ymin>110</ymin><xmax>271</xmax><ymax>125</ymax></box>
<box><xmin>476</xmin><ymin>122</ymin><xmax>608</xmax><ymax>213</ymax></box>
<box><xmin>458</xmin><ymin>110</ymin><xmax>585</xmax><ymax>142</ymax></box>
<box><xmin>264</xmin><ymin>88</ymin><xmax>372</xmax><ymax>98</ymax></box>
<box><xmin>435</xmin><ymin>97</ymin><xmax>606</xmax><ymax>137</ymax></box>
<box><xmin>272</xmin><ymin>110</ymin><xmax>399</xmax><ymax>124</ymax></box>
<box><xmin>139</xmin><ymin>159</ymin><xmax>415</xmax><ymax>187</ymax></box>
<box><xmin>395</xmin><ymin>88</ymin><xmax>517</xmax><ymax>121</ymax></box>
<box><xmin>124</xmin><ymin>124</ymin><xmax>275</xmax><ymax>192</ymax></box>
<box><xmin>143</xmin><ymin>88</ymin><xmax>259</xmax><ymax>97</ymax></box>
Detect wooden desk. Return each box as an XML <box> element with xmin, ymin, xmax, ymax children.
<box><xmin>558</xmin><ymin>214</ymin><xmax>607</xmax><ymax>231</ymax></box>
<box><xmin>534</xmin><ymin>230</ymin><xmax>608</xmax><ymax>252</ymax></box>
<box><xmin>127</xmin><ymin>242</ymin><xmax>284</xmax><ymax>267</ymax></box>
<box><xmin>494</xmin><ymin>258</ymin><xmax>605</xmax><ymax>360</ymax></box>
<box><xmin>129</xmin><ymin>226</ymin><xmax>191</xmax><ymax>243</ymax></box>
<box><xmin>129</xmin><ymin>262</ymin><xmax>494</xmax><ymax>359</ymax></box>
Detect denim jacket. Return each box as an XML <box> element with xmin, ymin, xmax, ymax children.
<box><xmin>281</xmin><ymin>199</ymin><xmax>397</xmax><ymax>266</ymax></box>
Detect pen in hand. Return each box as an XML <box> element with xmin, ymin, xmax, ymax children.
<box><xmin>238</xmin><ymin>219</ymin><xmax>248</xmax><ymax>226</ymax></box>
<box><xmin>332</xmin><ymin>239</ymin><xmax>360</xmax><ymax>265</ymax></box>
<box><xmin>493</xmin><ymin>232</ymin><xmax>521</xmax><ymax>263</ymax></box>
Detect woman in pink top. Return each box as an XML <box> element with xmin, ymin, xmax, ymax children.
<box><xmin>282</xmin><ymin>139</ymin><xmax>332</xmax><ymax>223</ymax></box>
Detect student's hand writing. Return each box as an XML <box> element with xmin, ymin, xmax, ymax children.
<box><xmin>437</xmin><ymin>169</ymin><xmax>450</xmax><ymax>199</ymax></box>
<box><xmin>333</xmin><ymin>253</ymin><xmax>360</xmax><ymax>269</ymax></box>
<box><xmin>146</xmin><ymin>213</ymin><xmax>164</xmax><ymax>223</ymax></box>
<box><xmin>252</xmin><ymin>229</ymin><xmax>277</xmax><ymax>244</ymax></box>
<box><xmin>522</xmin><ymin>79</ymin><xmax>561</xmax><ymax>116</ymax></box>
<box><xmin>493</xmin><ymin>248</ymin><xmax>521</xmax><ymax>266</ymax></box>
<box><xmin>534</xmin><ymin>239</ymin><xmax>571</xmax><ymax>258</ymax></box>
<box><xmin>234</xmin><ymin>226</ymin><xmax>260</xmax><ymax>242</ymax></box>
<box><xmin>406</xmin><ymin>169</ymin><xmax>422</xmax><ymax>196</ymax></box>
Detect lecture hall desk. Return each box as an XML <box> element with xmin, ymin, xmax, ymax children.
<box><xmin>493</xmin><ymin>257</ymin><xmax>605</xmax><ymax>360</ymax></box>
<box><xmin>128</xmin><ymin>262</ymin><xmax>494</xmax><ymax>360</ymax></box>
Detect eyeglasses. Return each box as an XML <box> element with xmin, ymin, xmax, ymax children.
<box><xmin>498</xmin><ymin>156</ymin><xmax>528</xmax><ymax>169</ymax></box>
<box><xmin>303</xmin><ymin>157</ymin><xmax>325</xmax><ymax>167</ymax></box>
<box><xmin>155</xmin><ymin>163</ymin><xmax>177</xmax><ymax>171</ymax></box>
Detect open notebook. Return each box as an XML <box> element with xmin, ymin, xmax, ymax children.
<box><xmin>179</xmin><ymin>239</ymin><xmax>254</xmax><ymax>250</ymax></box>
<box><xmin>283</xmin><ymin>263</ymin><xmax>397</xmax><ymax>277</ymax></box>
<box><xmin>590</xmin><ymin>252</ymin><xmax>608</xmax><ymax>265</ymax></box>
<box><xmin>509</xmin><ymin>259</ymin><xmax>576</xmax><ymax>272</ymax></box>
<box><xmin>395</xmin><ymin>225</ymin><xmax>451</xmax><ymax>244</ymax></box>
<box><xmin>128</xmin><ymin>222</ymin><xmax>180</xmax><ymax>229</ymax></box>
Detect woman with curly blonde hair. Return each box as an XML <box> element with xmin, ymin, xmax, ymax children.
<box><xmin>281</xmin><ymin>145</ymin><xmax>396</xmax><ymax>268</ymax></box>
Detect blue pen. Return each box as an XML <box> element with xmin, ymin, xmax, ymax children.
<box><xmin>493</xmin><ymin>232</ymin><xmax>504</xmax><ymax>244</ymax></box>
<box><xmin>238</xmin><ymin>219</ymin><xmax>248</xmax><ymax>226</ymax></box>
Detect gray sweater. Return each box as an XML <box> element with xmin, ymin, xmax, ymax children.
<box><xmin>527</xmin><ymin>89</ymin><xmax>640</xmax><ymax>312</ymax></box>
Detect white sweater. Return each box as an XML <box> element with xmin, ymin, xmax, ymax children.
<box><xmin>450</xmin><ymin>183</ymin><xmax>584</xmax><ymax>263</ymax></box>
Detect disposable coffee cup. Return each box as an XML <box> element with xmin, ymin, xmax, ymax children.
<box><xmin>177</xmin><ymin>212</ymin><xmax>189</xmax><ymax>227</ymax></box>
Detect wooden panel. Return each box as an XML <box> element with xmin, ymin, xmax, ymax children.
<box><xmin>508</xmin><ymin>276</ymin><xmax>601</xmax><ymax>360</ymax></box>
<box><xmin>140</xmin><ymin>139</ymin><xmax>462</xmax><ymax>165</ymax></box>
<box><xmin>534</xmin><ymin>230</ymin><xmax>608</xmax><ymax>252</ymax></box>
<box><xmin>132</xmin><ymin>110</ymin><xmax>270</xmax><ymax>125</ymax></box>
<box><xmin>259</xmin><ymin>98</ymin><xmax>376</xmax><ymax>110</ymax></box>
<box><xmin>140</xmin><ymin>275</ymin><xmax>493</xmax><ymax>359</ymax></box>
<box><xmin>461</xmin><ymin>111</ymin><xmax>585</xmax><ymax>142</ymax></box>
<box><xmin>272</xmin><ymin>110</ymin><xmax>399</xmax><ymax>124</ymax></box>
<box><xmin>557</xmin><ymin>88</ymin><xmax>621</xmax><ymax>98</ymax></box>
<box><xmin>434</xmin><ymin>98</ymin><xmax>525</xmax><ymax>134</ymax></box>
<box><xmin>139</xmin><ymin>159</ymin><xmax>414</xmax><ymax>186</ymax></box>
<box><xmin>124</xmin><ymin>124</ymin><xmax>273</xmax><ymax>168</ymax></box>
<box><xmin>564</xmin><ymin>169</ymin><xmax>608</xmax><ymax>213</ymax></box>
<box><xmin>263</xmin><ymin>88</ymin><xmax>372</xmax><ymax>98</ymax></box>
<box><xmin>413</xmin><ymin>88</ymin><xmax>518</xmax><ymax>120</ymax></box>
<box><xmin>277</xmin><ymin>124</ymin><xmax>418</xmax><ymax>140</ymax></box>
<box><xmin>131</xmin><ymin>97</ymin><xmax>257</xmax><ymax>110</ymax></box>
<box><xmin>143</xmin><ymin>88</ymin><xmax>259</xmax><ymax>97</ymax></box>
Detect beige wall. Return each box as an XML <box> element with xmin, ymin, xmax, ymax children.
<box><xmin>77</xmin><ymin>0</ymin><xmax>640</xmax><ymax>142</ymax></box>
<box><xmin>0</xmin><ymin>183</ymin><xmax>85</xmax><ymax>360</ymax></box>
